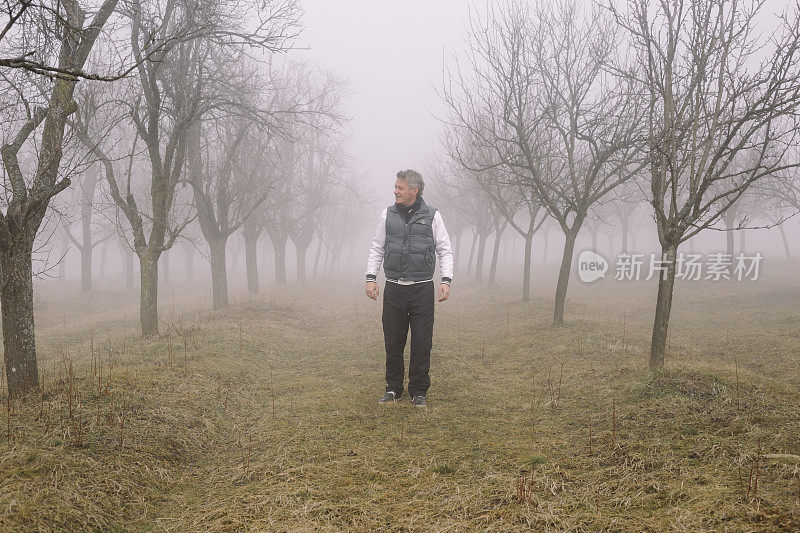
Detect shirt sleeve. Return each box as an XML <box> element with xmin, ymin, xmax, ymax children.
<box><xmin>432</xmin><ymin>210</ymin><xmax>454</xmax><ymax>284</ymax></box>
<box><xmin>365</xmin><ymin>208</ymin><xmax>387</xmax><ymax>281</ymax></box>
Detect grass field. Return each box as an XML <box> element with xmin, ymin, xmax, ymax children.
<box><xmin>1</xmin><ymin>264</ymin><xmax>800</xmax><ymax>531</ymax></box>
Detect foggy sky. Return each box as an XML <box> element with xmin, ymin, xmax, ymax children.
<box><xmin>297</xmin><ymin>0</ymin><xmax>789</xmax><ymax>206</ymax></box>
<box><xmin>299</xmin><ymin>0</ymin><xmax>469</xmax><ymax>203</ymax></box>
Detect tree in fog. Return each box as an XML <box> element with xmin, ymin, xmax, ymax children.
<box><xmin>185</xmin><ymin>94</ymin><xmax>262</xmax><ymax>307</ymax></box>
<box><xmin>185</xmin><ymin>58</ymin><xmax>338</xmax><ymax>308</ymax></box>
<box><xmin>79</xmin><ymin>0</ymin><xmax>300</xmax><ymax>335</ymax></box>
<box><xmin>60</xmin><ymin>162</ymin><xmax>114</xmax><ymax>292</ymax></box>
<box><xmin>442</xmin><ymin>1</ymin><xmax>643</xmax><ymax>325</ymax></box>
<box><xmin>767</xmin><ymin>211</ymin><xmax>797</xmax><ymax>261</ymax></box>
<box><xmin>187</xmin><ymin>117</ymin><xmax>265</xmax><ymax>309</ymax></box>
<box><xmin>313</xmin><ymin>176</ymin><xmax>368</xmax><ymax>277</ymax></box>
<box><xmin>425</xmin><ymin>166</ymin><xmax>469</xmax><ymax>278</ymax></box>
<box><xmin>240</xmin><ymin>149</ymin><xmax>280</xmax><ymax>295</ymax></box>
<box><xmin>443</xmin><ymin>136</ymin><xmax>548</xmax><ymax>300</ymax></box>
<box><xmin>0</xmin><ymin>0</ymin><xmax>121</xmax><ymax>396</ymax></box>
<box><xmin>714</xmin><ymin>188</ymin><xmax>764</xmax><ymax>256</ymax></box>
<box><xmin>284</xmin><ymin>80</ymin><xmax>346</xmax><ymax>281</ymax></box>
<box><xmin>64</xmin><ymin>85</ymin><xmax>124</xmax><ymax>293</ymax></box>
<box><xmin>486</xmin><ymin>173</ymin><xmax>547</xmax><ymax>299</ymax></box>
<box><xmin>611</xmin><ymin>0</ymin><xmax>800</xmax><ymax>368</ymax></box>
<box><xmin>758</xmin><ymin>153</ymin><xmax>800</xmax><ymax>260</ymax></box>
<box><xmin>447</xmin><ymin>172</ymin><xmax>498</xmax><ymax>283</ymax></box>
<box><xmin>263</xmin><ymin>152</ymin><xmax>292</xmax><ymax>284</ymax></box>
<box><xmin>606</xmin><ymin>179</ymin><xmax>646</xmax><ymax>254</ymax></box>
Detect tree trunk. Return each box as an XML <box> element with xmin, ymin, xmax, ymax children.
<box><xmin>522</xmin><ymin>233</ymin><xmax>533</xmax><ymax>302</ymax></box>
<box><xmin>649</xmin><ymin>244</ymin><xmax>678</xmax><ymax>369</ymax></box>
<box><xmin>1</xmin><ymin>244</ymin><xmax>39</xmax><ymax>397</ymax></box>
<box><xmin>466</xmin><ymin>230</ymin><xmax>478</xmax><ymax>278</ymax></box>
<box><xmin>80</xmin><ymin>243</ymin><xmax>92</xmax><ymax>292</ymax></box>
<box><xmin>244</xmin><ymin>230</ymin><xmax>260</xmax><ymax>294</ymax></box>
<box><xmin>542</xmin><ymin>229</ymin><xmax>549</xmax><ymax>265</ymax></box>
<box><xmin>80</xmin><ymin>209</ymin><xmax>92</xmax><ymax>292</ymax></box>
<box><xmin>209</xmin><ymin>239</ymin><xmax>229</xmax><ymax>310</ymax></box>
<box><xmin>271</xmin><ymin>234</ymin><xmax>287</xmax><ymax>284</ymax></box>
<box><xmin>552</xmin><ymin>230</ymin><xmax>578</xmax><ymax>327</ymax></box>
<box><xmin>475</xmin><ymin>232</ymin><xmax>487</xmax><ymax>282</ymax></box>
<box><xmin>739</xmin><ymin>229</ymin><xmax>746</xmax><ymax>255</ymax></box>
<box><xmin>312</xmin><ymin>239</ymin><xmax>323</xmax><ymax>278</ymax></box>
<box><xmin>100</xmin><ymin>241</ymin><xmax>110</xmax><ymax>280</ymax></box>
<box><xmin>139</xmin><ymin>251</ymin><xmax>160</xmax><ymax>337</ymax></box>
<box><xmin>295</xmin><ymin>241</ymin><xmax>308</xmax><ymax>281</ymax></box>
<box><xmin>78</xmin><ymin>165</ymin><xmax>99</xmax><ymax>292</ymax></box>
<box><xmin>779</xmin><ymin>223</ymin><xmax>792</xmax><ymax>260</ymax></box>
<box><xmin>488</xmin><ymin>224</ymin><xmax>505</xmax><ymax>289</ymax></box>
<box><xmin>726</xmin><ymin>225</ymin><xmax>735</xmax><ymax>256</ymax></box>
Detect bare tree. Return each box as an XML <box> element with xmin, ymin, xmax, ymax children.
<box><xmin>0</xmin><ymin>0</ymin><xmax>188</xmax><ymax>81</ymax></box>
<box><xmin>78</xmin><ymin>0</ymin><xmax>301</xmax><ymax>335</ymax></box>
<box><xmin>467</xmin><ymin>158</ymin><xmax>548</xmax><ymax>300</ymax></box>
<box><xmin>314</xmin><ymin>175</ymin><xmax>369</xmax><ymax>278</ymax></box>
<box><xmin>612</xmin><ymin>0</ymin><xmax>800</xmax><ymax>368</ymax></box>
<box><xmin>758</xmin><ymin>172</ymin><xmax>800</xmax><ymax>260</ymax></box>
<box><xmin>187</xmin><ymin>113</ymin><xmax>273</xmax><ymax>310</ymax></box>
<box><xmin>283</xmin><ymin>77</ymin><xmax>346</xmax><ymax>281</ymax></box>
<box><xmin>263</xmin><ymin>163</ymin><xmax>291</xmax><ymax>284</ymax></box>
<box><xmin>0</xmin><ymin>0</ymin><xmax>119</xmax><ymax>397</ymax></box>
<box><xmin>714</xmin><ymin>187</ymin><xmax>764</xmax><ymax>256</ymax></box>
<box><xmin>61</xmin><ymin>162</ymin><xmax>113</xmax><ymax>291</ymax></box>
<box><xmin>62</xmin><ymin>85</ymin><xmax>121</xmax><ymax>292</ymax></box>
<box><xmin>241</xmin><ymin>213</ymin><xmax>264</xmax><ymax>293</ymax></box>
<box><xmin>441</xmin><ymin>1</ymin><xmax>643</xmax><ymax>325</ymax></box>
<box><xmin>606</xmin><ymin>179</ymin><xmax>646</xmax><ymax>254</ymax></box>
<box><xmin>426</xmin><ymin>167</ymin><xmax>469</xmax><ymax>278</ymax></box>
<box><xmin>455</xmin><ymin>178</ymin><xmax>496</xmax><ymax>283</ymax></box>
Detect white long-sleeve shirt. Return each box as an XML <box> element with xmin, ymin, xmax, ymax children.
<box><xmin>365</xmin><ymin>207</ymin><xmax>454</xmax><ymax>285</ymax></box>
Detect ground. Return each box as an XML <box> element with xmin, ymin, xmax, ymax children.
<box><xmin>1</xmin><ymin>265</ymin><xmax>800</xmax><ymax>531</ymax></box>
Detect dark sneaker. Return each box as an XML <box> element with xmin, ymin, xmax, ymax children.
<box><xmin>411</xmin><ymin>395</ymin><xmax>427</xmax><ymax>407</ymax></box>
<box><xmin>378</xmin><ymin>391</ymin><xmax>400</xmax><ymax>404</ymax></box>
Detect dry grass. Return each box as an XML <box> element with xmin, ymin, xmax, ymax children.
<box><xmin>1</xmin><ymin>266</ymin><xmax>800</xmax><ymax>531</ymax></box>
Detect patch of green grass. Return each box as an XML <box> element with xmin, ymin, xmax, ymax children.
<box><xmin>521</xmin><ymin>454</ymin><xmax>548</xmax><ymax>467</ymax></box>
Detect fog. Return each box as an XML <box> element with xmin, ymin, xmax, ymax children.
<box><xmin>300</xmin><ymin>0</ymin><xmax>469</xmax><ymax>192</ymax></box>
<box><xmin>3</xmin><ymin>0</ymin><xmax>800</xmax><ymax>530</ymax></box>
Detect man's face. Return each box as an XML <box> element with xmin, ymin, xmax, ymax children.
<box><xmin>394</xmin><ymin>178</ymin><xmax>418</xmax><ymax>206</ymax></box>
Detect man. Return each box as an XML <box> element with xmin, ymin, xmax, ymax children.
<box><xmin>365</xmin><ymin>169</ymin><xmax>454</xmax><ymax>407</ymax></box>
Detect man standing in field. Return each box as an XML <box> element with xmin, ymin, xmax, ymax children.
<box><xmin>365</xmin><ymin>170</ymin><xmax>454</xmax><ymax>407</ymax></box>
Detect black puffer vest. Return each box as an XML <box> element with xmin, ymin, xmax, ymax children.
<box><xmin>383</xmin><ymin>197</ymin><xmax>437</xmax><ymax>281</ymax></box>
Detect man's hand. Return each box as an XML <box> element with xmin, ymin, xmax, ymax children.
<box><xmin>366</xmin><ymin>281</ymin><xmax>379</xmax><ymax>300</ymax></box>
<box><xmin>438</xmin><ymin>283</ymin><xmax>450</xmax><ymax>302</ymax></box>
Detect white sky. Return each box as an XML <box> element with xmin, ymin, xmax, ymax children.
<box><xmin>298</xmin><ymin>0</ymin><xmax>470</xmax><ymax>204</ymax></box>
<box><xmin>296</xmin><ymin>0</ymin><xmax>791</xmax><ymax>207</ymax></box>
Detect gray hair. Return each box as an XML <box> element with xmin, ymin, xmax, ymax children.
<box><xmin>397</xmin><ymin>169</ymin><xmax>424</xmax><ymax>196</ymax></box>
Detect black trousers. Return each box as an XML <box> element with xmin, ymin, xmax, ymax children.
<box><xmin>382</xmin><ymin>280</ymin><xmax>435</xmax><ymax>398</ymax></box>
